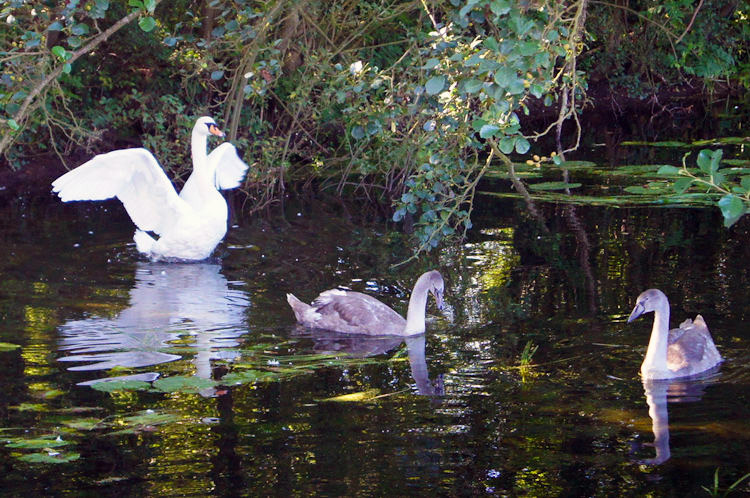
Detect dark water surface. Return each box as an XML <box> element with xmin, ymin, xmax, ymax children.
<box><xmin>1</xmin><ymin>180</ymin><xmax>749</xmax><ymax>495</ymax></box>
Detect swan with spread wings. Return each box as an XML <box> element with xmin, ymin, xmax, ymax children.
<box><xmin>52</xmin><ymin>117</ymin><xmax>248</xmax><ymax>260</ymax></box>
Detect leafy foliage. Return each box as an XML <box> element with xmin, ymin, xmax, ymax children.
<box><xmin>658</xmin><ymin>149</ymin><xmax>750</xmax><ymax>227</ymax></box>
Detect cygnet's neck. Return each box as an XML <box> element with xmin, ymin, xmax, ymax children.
<box><xmin>641</xmin><ymin>301</ymin><xmax>671</xmax><ymax>377</ymax></box>
<box><xmin>403</xmin><ymin>275</ymin><xmax>431</xmax><ymax>335</ymax></box>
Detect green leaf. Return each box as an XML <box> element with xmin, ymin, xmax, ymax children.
<box><xmin>709</xmin><ymin>149</ymin><xmax>723</xmax><ymax>173</ymax></box>
<box><xmin>656</xmin><ymin>165</ymin><xmax>681</xmax><ymax>176</ymax></box>
<box><xmin>138</xmin><ymin>16</ymin><xmax>156</xmax><ymax>32</ymax></box>
<box><xmin>490</xmin><ymin>0</ymin><xmax>511</xmax><ymax>16</ymax></box>
<box><xmin>51</xmin><ymin>46</ymin><xmax>66</xmax><ymax>59</ymax></box>
<box><xmin>17</xmin><ymin>452</ymin><xmax>80</xmax><ymax>464</ymax></box>
<box><xmin>351</xmin><ymin>126</ymin><xmax>365</xmax><ymax>140</ymax></box>
<box><xmin>740</xmin><ymin>176</ymin><xmax>750</xmax><ymax>192</ymax></box>
<box><xmin>529</xmin><ymin>181</ymin><xmax>582</xmax><ymax>191</ymax></box>
<box><xmin>422</xmin><ymin>58</ymin><xmax>439</xmax><ymax>70</ymax></box>
<box><xmin>210</xmin><ymin>70</ymin><xmax>224</xmax><ymax>80</ymax></box>
<box><xmin>48</xmin><ymin>21</ymin><xmax>63</xmax><ymax>31</ymax></box>
<box><xmin>71</xmin><ymin>23</ymin><xmax>89</xmax><ymax>36</ymax></box>
<box><xmin>62</xmin><ymin>63</ymin><xmax>72</xmax><ymax>74</ymax></box>
<box><xmin>144</xmin><ymin>0</ymin><xmax>156</xmax><ymax>12</ymax></box>
<box><xmin>464</xmin><ymin>79</ymin><xmax>483</xmax><ymax>93</ymax></box>
<box><xmin>515</xmin><ymin>137</ymin><xmax>530</xmax><ymax>154</ymax></box>
<box><xmin>717</xmin><ymin>194</ymin><xmax>746</xmax><ymax>227</ymax></box>
<box><xmin>479</xmin><ymin>124</ymin><xmax>499</xmax><ymax>139</ymax></box>
<box><xmin>498</xmin><ymin>137</ymin><xmax>515</xmax><ymax>154</ymax></box>
<box><xmin>152</xmin><ymin>376</ymin><xmax>216</xmax><ymax>393</ymax></box>
<box><xmin>90</xmin><ymin>380</ymin><xmax>152</xmax><ymax>392</ymax></box>
<box><xmin>5</xmin><ymin>437</ymin><xmax>71</xmax><ymax>449</ymax></box>
<box><xmin>425</xmin><ymin>76</ymin><xmax>445</xmax><ymax>95</ymax></box>
<box><xmin>673</xmin><ymin>177</ymin><xmax>694</xmax><ymax>194</ymax></box>
<box><xmin>0</xmin><ymin>341</ymin><xmax>20</xmax><ymax>350</ymax></box>
<box><xmin>128</xmin><ymin>0</ymin><xmax>144</xmax><ymax>8</ymax></box>
<box><xmin>493</xmin><ymin>66</ymin><xmax>515</xmax><ymax>88</ymax></box>
<box><xmin>696</xmin><ymin>149</ymin><xmax>714</xmax><ymax>173</ymax></box>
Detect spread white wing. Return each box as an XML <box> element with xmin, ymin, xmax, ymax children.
<box><xmin>208</xmin><ymin>142</ymin><xmax>249</xmax><ymax>190</ymax></box>
<box><xmin>51</xmin><ymin>148</ymin><xmax>189</xmax><ymax>235</ymax></box>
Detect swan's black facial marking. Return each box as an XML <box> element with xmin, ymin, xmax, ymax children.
<box><xmin>205</xmin><ymin>122</ymin><xmax>224</xmax><ymax>137</ymax></box>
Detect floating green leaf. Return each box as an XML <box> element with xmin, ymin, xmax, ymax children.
<box><xmin>90</xmin><ymin>380</ymin><xmax>152</xmax><ymax>392</ymax></box>
<box><xmin>152</xmin><ymin>376</ymin><xmax>216</xmax><ymax>393</ymax></box>
<box><xmin>17</xmin><ymin>452</ymin><xmax>80</xmax><ymax>464</ymax></box>
<box><xmin>5</xmin><ymin>437</ymin><xmax>71</xmax><ymax>449</ymax></box>
<box><xmin>528</xmin><ymin>181</ymin><xmax>582</xmax><ymax>191</ymax></box>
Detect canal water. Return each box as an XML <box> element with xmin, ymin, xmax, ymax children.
<box><xmin>0</xmin><ymin>147</ymin><xmax>749</xmax><ymax>495</ymax></box>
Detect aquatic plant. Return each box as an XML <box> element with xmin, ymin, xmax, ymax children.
<box><xmin>658</xmin><ymin>149</ymin><xmax>750</xmax><ymax>227</ymax></box>
<box><xmin>702</xmin><ymin>468</ymin><xmax>750</xmax><ymax>497</ymax></box>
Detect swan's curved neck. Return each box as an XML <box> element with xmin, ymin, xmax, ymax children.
<box><xmin>642</xmin><ymin>300</ymin><xmax>671</xmax><ymax>376</ymax></box>
<box><xmin>403</xmin><ymin>275</ymin><xmax>431</xmax><ymax>335</ymax></box>
<box><xmin>191</xmin><ymin>128</ymin><xmax>210</xmax><ymax>173</ymax></box>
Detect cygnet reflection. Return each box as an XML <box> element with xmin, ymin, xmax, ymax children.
<box><xmin>58</xmin><ymin>262</ymin><xmax>249</xmax><ymax>386</ymax></box>
<box><xmin>634</xmin><ymin>368</ymin><xmax>719</xmax><ymax>465</ymax></box>
<box><xmin>292</xmin><ymin>327</ymin><xmax>443</xmax><ymax>396</ymax></box>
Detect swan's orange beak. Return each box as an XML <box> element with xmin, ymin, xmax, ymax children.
<box><xmin>208</xmin><ymin>124</ymin><xmax>225</xmax><ymax>137</ymax></box>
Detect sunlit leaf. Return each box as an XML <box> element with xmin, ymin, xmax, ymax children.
<box><xmin>0</xmin><ymin>342</ymin><xmax>21</xmax><ymax>351</ymax></box>
<box><xmin>320</xmin><ymin>388</ymin><xmax>381</xmax><ymax>403</ymax></box>
<box><xmin>51</xmin><ymin>46</ymin><xmax>66</xmax><ymax>59</ymax></box>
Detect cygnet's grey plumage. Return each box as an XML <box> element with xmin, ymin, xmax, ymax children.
<box><xmin>628</xmin><ymin>289</ymin><xmax>722</xmax><ymax>379</ymax></box>
<box><xmin>287</xmin><ymin>270</ymin><xmax>444</xmax><ymax>336</ymax></box>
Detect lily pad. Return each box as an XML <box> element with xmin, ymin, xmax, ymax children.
<box><xmin>17</xmin><ymin>452</ymin><xmax>80</xmax><ymax>464</ymax></box>
<box><xmin>90</xmin><ymin>380</ymin><xmax>152</xmax><ymax>392</ymax></box>
<box><xmin>528</xmin><ymin>181</ymin><xmax>582</xmax><ymax>191</ymax></box>
<box><xmin>152</xmin><ymin>376</ymin><xmax>216</xmax><ymax>393</ymax></box>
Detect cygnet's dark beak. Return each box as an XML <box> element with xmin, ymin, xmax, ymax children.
<box><xmin>627</xmin><ymin>302</ymin><xmax>645</xmax><ymax>323</ymax></box>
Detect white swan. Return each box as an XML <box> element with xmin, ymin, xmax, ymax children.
<box><xmin>51</xmin><ymin>117</ymin><xmax>248</xmax><ymax>260</ymax></box>
<box><xmin>627</xmin><ymin>289</ymin><xmax>722</xmax><ymax>379</ymax></box>
<box><xmin>286</xmin><ymin>270</ymin><xmax>445</xmax><ymax>336</ymax></box>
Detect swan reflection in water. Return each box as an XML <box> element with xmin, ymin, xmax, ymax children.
<box><xmin>57</xmin><ymin>262</ymin><xmax>249</xmax><ymax>389</ymax></box>
<box><xmin>292</xmin><ymin>328</ymin><xmax>443</xmax><ymax>396</ymax></box>
<box><xmin>634</xmin><ymin>369</ymin><xmax>720</xmax><ymax>465</ymax></box>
